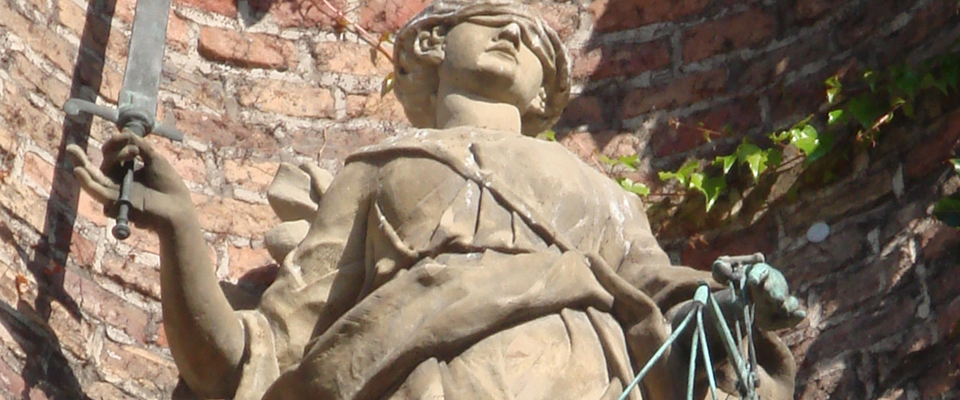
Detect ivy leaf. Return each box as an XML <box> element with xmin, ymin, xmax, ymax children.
<box><xmin>828</xmin><ymin>109</ymin><xmax>845</xmax><ymax>125</ymax></box>
<box><xmin>618</xmin><ymin>178</ymin><xmax>650</xmax><ymax>196</ymax></box>
<box><xmin>659</xmin><ymin>159</ymin><xmax>700</xmax><ymax>187</ymax></box>
<box><xmin>714</xmin><ymin>154</ymin><xmax>737</xmax><ymax>175</ymax></box>
<box><xmin>846</xmin><ymin>94</ymin><xmax>881</xmax><ymax>130</ymax></box>
<box><xmin>537</xmin><ymin>130</ymin><xmax>557</xmax><ymax>142</ymax></box>
<box><xmin>618</xmin><ymin>154</ymin><xmax>641</xmax><ymax>170</ymax></box>
<box><xmin>804</xmin><ymin>131</ymin><xmax>835</xmax><ymax>165</ymax></box>
<box><xmin>934</xmin><ymin>195</ymin><xmax>960</xmax><ymax>228</ymax></box>
<box><xmin>765</xmin><ymin>147</ymin><xmax>784</xmax><ymax>170</ymax></box>
<box><xmin>825</xmin><ymin>75</ymin><xmax>842</xmax><ymax>104</ymax></box>
<box><xmin>380</xmin><ymin>72</ymin><xmax>395</xmax><ymax>97</ymax></box>
<box><xmin>599</xmin><ymin>154</ymin><xmax>618</xmax><ymax>165</ymax></box>
<box><xmin>790</xmin><ymin>124</ymin><xmax>820</xmax><ymax>157</ymax></box>
<box><xmin>951</xmin><ymin>158</ymin><xmax>960</xmax><ymax>175</ymax></box>
<box><xmin>688</xmin><ymin>173</ymin><xmax>726</xmax><ymax>212</ymax></box>
<box><xmin>736</xmin><ymin>142</ymin><xmax>768</xmax><ymax>180</ymax></box>
<box><xmin>941</xmin><ymin>55</ymin><xmax>959</xmax><ymax>90</ymax></box>
<box><xmin>863</xmin><ymin>70</ymin><xmax>879</xmax><ymax>92</ymax></box>
<box><xmin>895</xmin><ymin>67</ymin><xmax>922</xmax><ymax>99</ymax></box>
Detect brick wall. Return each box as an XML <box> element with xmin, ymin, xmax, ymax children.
<box><xmin>0</xmin><ymin>0</ymin><xmax>957</xmax><ymax>398</ymax></box>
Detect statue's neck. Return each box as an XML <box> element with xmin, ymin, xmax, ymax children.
<box><xmin>435</xmin><ymin>89</ymin><xmax>522</xmax><ymax>134</ymax></box>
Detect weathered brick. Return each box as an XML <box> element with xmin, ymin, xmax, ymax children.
<box><xmin>238</xmin><ymin>80</ymin><xmax>335</xmax><ymax>119</ymax></box>
<box><xmin>192</xmin><ymin>193</ymin><xmax>279</xmax><ymax>237</ymax></box>
<box><xmin>557</xmin><ymin>95</ymin><xmax>603</xmax><ymax>127</ymax></box>
<box><xmin>528</xmin><ymin>1</ymin><xmax>582</xmax><ymax>41</ymax></box>
<box><xmin>198</xmin><ymin>27</ymin><xmax>297</xmax><ymax>71</ymax></box>
<box><xmin>57</xmin><ymin>0</ymin><xmax>129</xmax><ymax>66</ymax></box>
<box><xmin>174</xmin><ymin>0</ymin><xmax>237</xmax><ymax>18</ymax></box>
<box><xmin>587</xmin><ymin>40</ymin><xmax>671</xmax><ymax>79</ymax></box>
<box><xmin>358</xmin><ymin>0</ymin><xmax>430</xmax><ymax>33</ymax></box>
<box><xmin>898</xmin><ymin>0</ymin><xmax>959</xmax><ymax>48</ymax></box>
<box><xmin>905</xmin><ymin>109</ymin><xmax>960</xmax><ymax>180</ymax></box>
<box><xmin>794</xmin><ymin>0</ymin><xmax>837</xmax><ymax>24</ymax></box>
<box><xmin>314</xmin><ymin>41</ymin><xmax>394</xmax><ymax>76</ymax></box>
<box><xmin>0</xmin><ymin>179</ymin><xmax>47</xmax><ymax>233</ymax></box>
<box><xmin>832</xmin><ymin>0</ymin><xmax>911</xmax><ymax>51</ymax></box>
<box><xmin>679</xmin><ymin>216</ymin><xmax>778</xmax><ymax>268</ymax></box>
<box><xmin>172</xmin><ymin>109</ymin><xmax>277</xmax><ymax>152</ymax></box>
<box><xmin>8</xmin><ymin>53</ymin><xmax>70</xmax><ymax>108</ymax></box>
<box><xmin>23</xmin><ymin>150</ymin><xmax>54</xmax><ymax>191</ymax></box>
<box><xmin>101</xmin><ymin>252</ymin><xmax>162</xmax><ymax>300</ymax></box>
<box><xmin>621</xmin><ymin>69</ymin><xmax>728</xmax><ymax>119</ymax></box>
<box><xmin>346</xmin><ymin>93</ymin><xmax>406</xmax><ymax>121</ymax></box>
<box><xmin>0</xmin><ymin>2</ymin><xmax>77</xmax><ymax>76</ymax></box>
<box><xmin>227</xmin><ymin>244</ymin><xmax>274</xmax><ymax>280</ymax></box>
<box><xmin>166</xmin><ymin>12</ymin><xmax>193</xmax><ymax>52</ymax></box>
<box><xmin>61</xmin><ymin>268</ymin><xmax>151</xmax><ymax>344</ymax></box>
<box><xmin>269</xmin><ymin>0</ymin><xmax>339</xmax><ymax>29</ymax></box>
<box><xmin>287</xmin><ymin>125</ymin><xmax>389</xmax><ymax>160</ymax></box>
<box><xmin>650</xmin><ymin>95</ymin><xmax>761</xmax><ymax>157</ymax></box>
<box><xmin>570</xmin><ymin>47</ymin><xmax>602</xmax><ymax>78</ymax></box>
<box><xmin>683</xmin><ymin>7</ymin><xmax>777</xmax><ymax>63</ymax></box>
<box><xmin>98</xmin><ymin>340</ymin><xmax>178</xmax><ymax>394</ymax></box>
<box><xmin>589</xmin><ymin>0</ymin><xmax>709</xmax><ymax>32</ymax></box>
<box><xmin>223</xmin><ymin>158</ymin><xmax>279</xmax><ymax>193</ymax></box>
<box><xmin>149</xmin><ymin>138</ymin><xmax>207</xmax><ymax>187</ymax></box>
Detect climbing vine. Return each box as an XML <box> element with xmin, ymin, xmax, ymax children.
<box><xmin>616</xmin><ymin>50</ymin><xmax>960</xmax><ymax>214</ymax></box>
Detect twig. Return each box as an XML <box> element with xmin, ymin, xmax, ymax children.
<box><xmin>311</xmin><ymin>0</ymin><xmax>394</xmax><ymax>63</ymax></box>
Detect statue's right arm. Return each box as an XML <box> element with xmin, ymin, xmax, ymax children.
<box><xmin>67</xmin><ymin>132</ymin><xmax>244</xmax><ymax>398</ymax></box>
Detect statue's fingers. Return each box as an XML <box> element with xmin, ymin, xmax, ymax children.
<box><xmin>67</xmin><ymin>145</ymin><xmax>118</xmax><ymax>189</ymax></box>
<box><xmin>73</xmin><ymin>167</ymin><xmax>119</xmax><ymax>205</ymax></box>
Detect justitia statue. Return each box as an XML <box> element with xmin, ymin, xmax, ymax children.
<box><xmin>67</xmin><ymin>0</ymin><xmax>806</xmax><ymax>399</ymax></box>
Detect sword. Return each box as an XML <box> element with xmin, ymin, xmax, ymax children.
<box><xmin>64</xmin><ymin>0</ymin><xmax>184</xmax><ymax>240</ymax></box>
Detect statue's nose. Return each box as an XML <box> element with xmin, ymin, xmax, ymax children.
<box><xmin>497</xmin><ymin>22</ymin><xmax>522</xmax><ymax>50</ymax></box>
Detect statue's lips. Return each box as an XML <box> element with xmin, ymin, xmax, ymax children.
<box><xmin>485</xmin><ymin>42</ymin><xmax>518</xmax><ymax>61</ymax></box>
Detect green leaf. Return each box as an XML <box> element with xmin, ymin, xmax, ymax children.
<box><xmin>765</xmin><ymin>147</ymin><xmax>784</xmax><ymax>170</ymax></box>
<box><xmin>941</xmin><ymin>55</ymin><xmax>959</xmax><ymax>90</ymax></box>
<box><xmin>863</xmin><ymin>70</ymin><xmax>879</xmax><ymax>92</ymax></box>
<box><xmin>951</xmin><ymin>158</ymin><xmax>960</xmax><ymax>175</ymax></box>
<box><xmin>825</xmin><ymin>75</ymin><xmax>842</xmax><ymax>103</ymax></box>
<box><xmin>895</xmin><ymin>67</ymin><xmax>922</xmax><ymax>99</ymax></box>
<box><xmin>828</xmin><ymin>109</ymin><xmax>845</xmax><ymax>125</ymax></box>
<box><xmin>714</xmin><ymin>154</ymin><xmax>737</xmax><ymax>175</ymax></box>
<box><xmin>599</xmin><ymin>154</ymin><xmax>617</xmax><ymax>165</ymax></box>
<box><xmin>688</xmin><ymin>173</ymin><xmax>726</xmax><ymax>212</ymax></box>
<box><xmin>804</xmin><ymin>131</ymin><xmax>835</xmax><ymax>165</ymax></box>
<box><xmin>846</xmin><ymin>94</ymin><xmax>881</xmax><ymax>130</ymax></box>
<box><xmin>618</xmin><ymin>154</ymin><xmax>641</xmax><ymax>170</ymax></box>
<box><xmin>658</xmin><ymin>159</ymin><xmax>700</xmax><ymax>187</ymax></box>
<box><xmin>618</xmin><ymin>178</ymin><xmax>651</xmax><ymax>196</ymax></box>
<box><xmin>380</xmin><ymin>72</ymin><xmax>395</xmax><ymax>96</ymax></box>
<box><xmin>790</xmin><ymin>124</ymin><xmax>820</xmax><ymax>157</ymax></box>
<box><xmin>736</xmin><ymin>142</ymin><xmax>768</xmax><ymax>180</ymax></box>
<box><xmin>537</xmin><ymin>130</ymin><xmax>557</xmax><ymax>142</ymax></box>
<box><xmin>934</xmin><ymin>196</ymin><xmax>960</xmax><ymax>228</ymax></box>
<box><xmin>920</xmin><ymin>73</ymin><xmax>938</xmax><ymax>90</ymax></box>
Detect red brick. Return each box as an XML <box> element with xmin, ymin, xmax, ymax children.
<box><xmin>587</xmin><ymin>40</ymin><xmax>671</xmax><ymax>79</ymax></box>
<box><xmin>238</xmin><ymin>80</ymin><xmax>335</xmax><ymax>119</ymax></box>
<box><xmin>192</xmin><ymin>193</ymin><xmax>279</xmax><ymax>237</ymax></box>
<box><xmin>149</xmin><ymin>138</ymin><xmax>207</xmax><ymax>187</ymax></box>
<box><xmin>0</xmin><ymin>3</ymin><xmax>77</xmax><ymax>76</ymax></box>
<box><xmin>167</xmin><ymin>12</ymin><xmax>193</xmax><ymax>52</ymax></box>
<box><xmin>198</xmin><ymin>27</ymin><xmax>297</xmax><ymax>71</ymax></box>
<box><xmin>288</xmin><ymin>125</ymin><xmax>389</xmax><ymax>160</ymax></box>
<box><xmin>905</xmin><ymin>109</ymin><xmax>960</xmax><ymax>180</ymax></box>
<box><xmin>557</xmin><ymin>95</ymin><xmax>603</xmax><ymax>127</ymax></box>
<box><xmin>621</xmin><ymin>69</ymin><xmax>728</xmax><ymax>119</ymax></box>
<box><xmin>103</xmin><ymin>251</ymin><xmax>162</xmax><ymax>299</ymax></box>
<box><xmin>589</xmin><ymin>0</ymin><xmax>709</xmax><ymax>32</ymax></box>
<box><xmin>650</xmin><ymin>95</ymin><xmax>761</xmax><ymax>157</ymax></box>
<box><xmin>794</xmin><ymin>0</ymin><xmax>837</xmax><ymax>24</ymax></box>
<box><xmin>227</xmin><ymin>245</ymin><xmax>274</xmax><ymax>280</ymax></box>
<box><xmin>222</xmin><ymin>158</ymin><xmax>280</xmax><ymax>193</ymax></box>
<box><xmin>269</xmin><ymin>0</ymin><xmax>339</xmax><ymax>29</ymax></box>
<box><xmin>678</xmin><ymin>216</ymin><xmax>778</xmax><ymax>268</ymax></box>
<box><xmin>571</xmin><ymin>47</ymin><xmax>602</xmax><ymax>78</ymax></box>
<box><xmin>174</xmin><ymin>0</ymin><xmax>237</xmax><ymax>18</ymax></box>
<box><xmin>7</xmin><ymin>53</ymin><xmax>70</xmax><ymax>108</ymax></box>
<box><xmin>528</xmin><ymin>1</ymin><xmax>582</xmax><ymax>41</ymax></box>
<box><xmin>832</xmin><ymin>0</ymin><xmax>910</xmax><ymax>51</ymax></box>
<box><xmin>98</xmin><ymin>341</ymin><xmax>178</xmax><ymax>393</ymax></box>
<box><xmin>899</xmin><ymin>0</ymin><xmax>958</xmax><ymax>48</ymax></box>
<box><xmin>314</xmin><ymin>41</ymin><xmax>393</xmax><ymax>76</ymax></box>
<box><xmin>0</xmin><ymin>179</ymin><xmax>47</xmax><ymax>233</ymax></box>
<box><xmin>358</xmin><ymin>0</ymin><xmax>430</xmax><ymax>33</ymax></box>
<box><xmin>172</xmin><ymin>109</ymin><xmax>277</xmax><ymax>152</ymax></box>
<box><xmin>0</xmin><ymin>86</ymin><xmax>61</xmax><ymax>151</ymax></box>
<box><xmin>346</xmin><ymin>93</ymin><xmax>406</xmax><ymax>121</ymax></box>
<box><xmin>22</xmin><ymin>151</ymin><xmax>54</xmax><ymax>190</ymax></box>
<box><xmin>61</xmin><ymin>268</ymin><xmax>152</xmax><ymax>344</ymax></box>
<box><xmin>683</xmin><ymin>8</ymin><xmax>777</xmax><ymax>63</ymax></box>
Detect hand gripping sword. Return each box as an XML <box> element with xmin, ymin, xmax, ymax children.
<box><xmin>64</xmin><ymin>0</ymin><xmax>184</xmax><ymax>240</ymax></box>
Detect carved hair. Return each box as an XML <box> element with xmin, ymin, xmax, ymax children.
<box><xmin>393</xmin><ymin>0</ymin><xmax>571</xmax><ymax>135</ymax></box>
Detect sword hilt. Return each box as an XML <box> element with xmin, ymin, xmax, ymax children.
<box><xmin>64</xmin><ymin>98</ymin><xmax>185</xmax><ymax>239</ymax></box>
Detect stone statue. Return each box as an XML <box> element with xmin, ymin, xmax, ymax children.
<box><xmin>66</xmin><ymin>0</ymin><xmax>806</xmax><ymax>399</ymax></box>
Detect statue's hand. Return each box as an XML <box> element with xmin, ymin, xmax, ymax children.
<box><xmin>66</xmin><ymin>131</ymin><xmax>193</xmax><ymax>231</ymax></box>
<box><xmin>744</xmin><ymin>263</ymin><xmax>806</xmax><ymax>330</ymax></box>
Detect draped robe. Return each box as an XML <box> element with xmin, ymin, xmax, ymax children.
<box><xmin>229</xmin><ymin>128</ymin><xmax>796</xmax><ymax>400</ymax></box>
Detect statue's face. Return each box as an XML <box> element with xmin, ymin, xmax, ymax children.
<box><xmin>438</xmin><ymin>18</ymin><xmax>545</xmax><ymax>113</ymax></box>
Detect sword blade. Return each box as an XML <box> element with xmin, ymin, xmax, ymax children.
<box><xmin>119</xmin><ymin>0</ymin><xmax>173</xmax><ymax>118</ymax></box>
